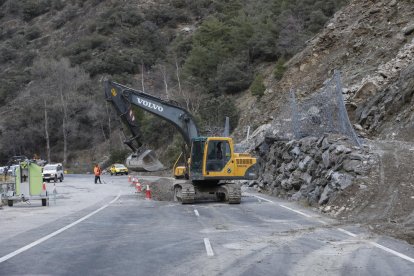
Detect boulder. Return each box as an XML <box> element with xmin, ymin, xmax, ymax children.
<box><xmin>402</xmin><ymin>23</ymin><xmax>414</xmax><ymax>36</ymax></box>
<box><xmin>298</xmin><ymin>155</ymin><xmax>312</xmax><ymax>171</ymax></box>
<box><xmin>290</xmin><ymin>146</ymin><xmax>301</xmax><ymax>157</ymax></box>
<box><xmin>322</xmin><ymin>149</ymin><xmax>331</xmax><ymax>168</ymax></box>
<box><xmin>331</xmin><ymin>172</ymin><xmax>353</xmax><ymax>190</ymax></box>
<box><xmin>319</xmin><ymin>185</ymin><xmax>334</xmax><ymax>205</ymax></box>
<box><xmin>299</xmin><ymin>172</ymin><xmax>312</xmax><ymax>185</ymax></box>
<box><xmin>343</xmin><ymin>159</ymin><xmax>364</xmax><ymax>174</ymax></box>
<box><xmin>334</xmin><ymin>145</ymin><xmax>352</xmax><ymax>154</ymax></box>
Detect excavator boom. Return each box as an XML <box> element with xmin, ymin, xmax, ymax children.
<box><xmin>105</xmin><ymin>81</ymin><xmax>199</xmax><ymax>146</ymax></box>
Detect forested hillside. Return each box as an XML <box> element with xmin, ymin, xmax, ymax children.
<box><xmin>0</xmin><ymin>0</ymin><xmax>347</xmax><ymax>168</ymax></box>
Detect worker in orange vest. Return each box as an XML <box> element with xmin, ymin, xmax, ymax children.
<box><xmin>94</xmin><ymin>164</ymin><xmax>102</xmax><ymax>184</ymax></box>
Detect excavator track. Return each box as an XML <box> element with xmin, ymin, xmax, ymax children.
<box><xmin>173</xmin><ymin>181</ymin><xmax>241</xmax><ymax>204</ymax></box>
<box><xmin>180</xmin><ymin>183</ymin><xmax>195</xmax><ymax>204</ymax></box>
<box><xmin>222</xmin><ymin>183</ymin><xmax>241</xmax><ymax>204</ymax></box>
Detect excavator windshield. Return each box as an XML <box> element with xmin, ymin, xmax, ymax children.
<box><xmin>190</xmin><ymin>138</ymin><xmax>205</xmax><ymax>179</ymax></box>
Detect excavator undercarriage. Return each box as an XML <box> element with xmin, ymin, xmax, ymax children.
<box><xmin>173</xmin><ymin>181</ymin><xmax>241</xmax><ymax>204</ymax></box>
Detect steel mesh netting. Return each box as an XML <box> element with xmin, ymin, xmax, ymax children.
<box><xmin>288</xmin><ymin>71</ymin><xmax>361</xmax><ymax>146</ymax></box>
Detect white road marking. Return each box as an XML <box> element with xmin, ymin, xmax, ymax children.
<box><xmin>338</xmin><ymin>228</ymin><xmax>414</xmax><ymax>264</ymax></box>
<box><xmin>279</xmin><ymin>204</ymin><xmax>312</xmax><ymax>218</ymax></box>
<box><xmin>0</xmin><ymin>193</ymin><xmax>121</xmax><ymax>264</ymax></box>
<box><xmin>316</xmin><ymin>219</ymin><xmax>328</xmax><ymax>225</ymax></box>
<box><xmin>337</xmin><ymin>227</ymin><xmax>357</xmax><ymax>237</ymax></box>
<box><xmin>194</xmin><ymin>209</ymin><xmax>200</xmax><ymax>217</ymax></box>
<box><xmin>204</xmin><ymin>238</ymin><xmax>214</xmax><ymax>256</ymax></box>
<box><xmin>250</xmin><ymin>194</ymin><xmax>312</xmax><ymax>218</ymax></box>
<box><xmin>369</xmin><ymin>241</ymin><xmax>414</xmax><ymax>264</ymax></box>
<box><xmin>251</xmin><ymin>195</ymin><xmax>274</xmax><ymax>203</ymax></box>
<box><xmin>249</xmin><ymin>193</ymin><xmax>414</xmax><ymax>264</ymax></box>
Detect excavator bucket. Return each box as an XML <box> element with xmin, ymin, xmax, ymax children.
<box><xmin>125</xmin><ymin>150</ymin><xmax>164</xmax><ymax>172</ymax></box>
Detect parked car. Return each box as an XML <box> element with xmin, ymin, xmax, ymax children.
<box><xmin>42</xmin><ymin>163</ymin><xmax>64</xmax><ymax>182</ymax></box>
<box><xmin>8</xmin><ymin>165</ymin><xmax>19</xmax><ymax>176</ymax></box>
<box><xmin>109</xmin><ymin>164</ymin><xmax>129</xmax><ymax>176</ymax></box>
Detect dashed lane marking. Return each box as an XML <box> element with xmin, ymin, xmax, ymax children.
<box><xmin>204</xmin><ymin>238</ymin><xmax>214</xmax><ymax>257</ymax></box>
<box><xmin>194</xmin><ymin>209</ymin><xmax>200</xmax><ymax>217</ymax></box>
<box><xmin>0</xmin><ymin>191</ymin><xmax>121</xmax><ymax>264</ymax></box>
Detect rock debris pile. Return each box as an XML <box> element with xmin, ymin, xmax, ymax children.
<box><xmin>252</xmin><ymin>134</ymin><xmax>373</xmax><ymax>206</ymax></box>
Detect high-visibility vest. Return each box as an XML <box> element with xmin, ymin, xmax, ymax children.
<box><xmin>94</xmin><ymin>166</ymin><xmax>101</xmax><ymax>176</ymax></box>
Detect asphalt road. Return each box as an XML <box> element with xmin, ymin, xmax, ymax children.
<box><xmin>1</xmin><ymin>175</ymin><xmax>413</xmax><ymax>275</ymax></box>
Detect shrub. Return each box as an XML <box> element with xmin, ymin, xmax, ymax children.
<box><xmin>216</xmin><ymin>56</ymin><xmax>253</xmax><ymax>94</ymax></box>
<box><xmin>52</xmin><ymin>0</ymin><xmax>65</xmax><ymax>11</ymax></box>
<box><xmin>22</xmin><ymin>0</ymin><xmax>52</xmax><ymax>21</ymax></box>
<box><xmin>0</xmin><ymin>47</ymin><xmax>17</xmax><ymax>62</ymax></box>
<box><xmin>273</xmin><ymin>58</ymin><xmax>286</xmax><ymax>80</ymax></box>
<box><xmin>198</xmin><ymin>95</ymin><xmax>239</xmax><ymax>133</ymax></box>
<box><xmin>25</xmin><ymin>26</ymin><xmax>42</xmax><ymax>41</ymax></box>
<box><xmin>20</xmin><ymin>50</ymin><xmax>37</xmax><ymax>66</ymax></box>
<box><xmin>51</xmin><ymin>7</ymin><xmax>78</xmax><ymax>29</ymax></box>
<box><xmin>109</xmin><ymin>149</ymin><xmax>130</xmax><ymax>164</ymax></box>
<box><xmin>250</xmin><ymin>74</ymin><xmax>266</xmax><ymax>98</ymax></box>
<box><xmin>9</xmin><ymin>35</ymin><xmax>27</xmax><ymax>49</ymax></box>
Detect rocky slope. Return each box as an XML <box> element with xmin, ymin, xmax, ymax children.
<box><xmin>238</xmin><ymin>0</ymin><xmax>414</xmax><ymax>244</ymax></box>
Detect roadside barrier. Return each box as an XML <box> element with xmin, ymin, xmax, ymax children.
<box><xmin>145</xmin><ymin>185</ymin><xmax>151</xmax><ymax>200</ymax></box>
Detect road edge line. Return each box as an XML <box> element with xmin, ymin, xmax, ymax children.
<box><xmin>0</xmin><ymin>193</ymin><xmax>121</xmax><ymax>264</ymax></box>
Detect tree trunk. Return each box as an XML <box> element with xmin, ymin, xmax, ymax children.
<box><xmin>100</xmin><ymin>120</ymin><xmax>107</xmax><ymax>141</ymax></box>
<box><xmin>161</xmin><ymin>65</ymin><xmax>169</xmax><ymax>100</ymax></box>
<box><xmin>60</xmin><ymin>90</ymin><xmax>68</xmax><ymax>164</ymax></box>
<box><xmin>105</xmin><ymin>102</ymin><xmax>111</xmax><ymax>152</ymax></box>
<box><xmin>175</xmin><ymin>59</ymin><xmax>190</xmax><ymax>111</ymax></box>
<box><xmin>44</xmin><ymin>98</ymin><xmax>51</xmax><ymax>163</ymax></box>
<box><xmin>141</xmin><ymin>61</ymin><xmax>145</xmax><ymax>93</ymax></box>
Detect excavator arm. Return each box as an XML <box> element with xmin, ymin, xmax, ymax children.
<box><xmin>105</xmin><ymin>80</ymin><xmax>199</xmax><ymax>146</ymax></box>
<box><xmin>105</xmin><ymin>80</ymin><xmax>200</xmax><ymax>172</ymax></box>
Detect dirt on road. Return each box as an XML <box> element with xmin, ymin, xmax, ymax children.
<box><xmin>329</xmin><ymin>140</ymin><xmax>414</xmax><ymax>244</ymax></box>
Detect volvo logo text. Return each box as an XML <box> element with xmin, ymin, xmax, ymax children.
<box><xmin>136</xmin><ymin>97</ymin><xmax>164</xmax><ymax>112</ymax></box>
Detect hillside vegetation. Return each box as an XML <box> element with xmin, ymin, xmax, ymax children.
<box><xmin>0</xmin><ymin>0</ymin><xmax>346</xmax><ymax>167</ymax></box>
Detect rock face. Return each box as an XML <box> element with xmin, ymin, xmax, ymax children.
<box><xmin>253</xmin><ymin>134</ymin><xmax>371</xmax><ymax>206</ymax></box>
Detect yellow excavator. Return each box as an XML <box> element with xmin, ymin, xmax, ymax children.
<box><xmin>105</xmin><ymin>81</ymin><xmax>257</xmax><ymax>203</ymax></box>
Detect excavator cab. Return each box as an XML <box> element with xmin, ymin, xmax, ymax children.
<box><xmin>189</xmin><ymin>137</ymin><xmax>257</xmax><ymax>181</ymax></box>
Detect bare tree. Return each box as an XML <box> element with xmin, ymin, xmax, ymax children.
<box><xmin>141</xmin><ymin>60</ymin><xmax>146</xmax><ymax>93</ymax></box>
<box><xmin>44</xmin><ymin>98</ymin><xmax>51</xmax><ymax>163</ymax></box>
<box><xmin>160</xmin><ymin>64</ymin><xmax>170</xmax><ymax>100</ymax></box>
<box><xmin>105</xmin><ymin>101</ymin><xmax>112</xmax><ymax>151</ymax></box>
<box><xmin>32</xmin><ymin>58</ymin><xmax>89</xmax><ymax>164</ymax></box>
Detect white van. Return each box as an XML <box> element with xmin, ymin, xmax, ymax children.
<box><xmin>42</xmin><ymin>163</ymin><xmax>64</xmax><ymax>182</ymax></box>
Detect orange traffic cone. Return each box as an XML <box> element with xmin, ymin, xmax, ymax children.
<box><xmin>135</xmin><ymin>181</ymin><xmax>142</xmax><ymax>193</ymax></box>
<box><xmin>128</xmin><ymin>175</ymin><xmax>131</xmax><ymax>183</ymax></box>
<box><xmin>145</xmin><ymin>185</ymin><xmax>151</xmax><ymax>200</ymax></box>
<box><xmin>131</xmin><ymin>177</ymin><xmax>137</xmax><ymax>187</ymax></box>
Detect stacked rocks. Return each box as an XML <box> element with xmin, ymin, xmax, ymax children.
<box><xmin>252</xmin><ymin>134</ymin><xmax>370</xmax><ymax>206</ymax></box>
